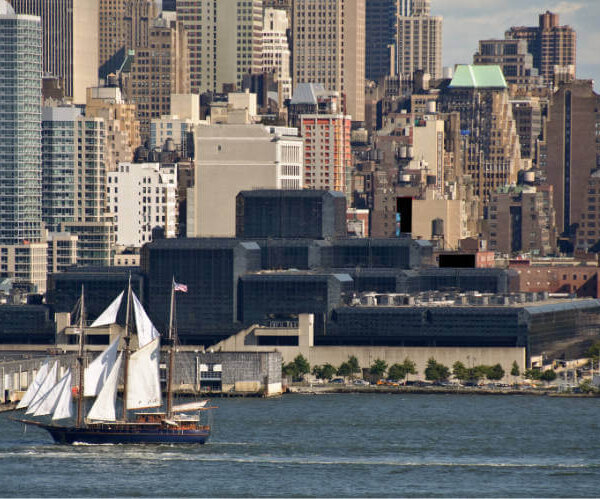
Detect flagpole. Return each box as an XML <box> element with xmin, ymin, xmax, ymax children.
<box><xmin>166</xmin><ymin>277</ymin><xmax>176</xmax><ymax>419</ymax></box>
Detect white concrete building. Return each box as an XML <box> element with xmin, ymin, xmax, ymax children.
<box><xmin>187</xmin><ymin>124</ymin><xmax>303</xmax><ymax>237</ymax></box>
<box><xmin>262</xmin><ymin>8</ymin><xmax>292</xmax><ymax>100</ymax></box>
<box><xmin>108</xmin><ymin>163</ymin><xmax>177</xmax><ymax>247</ymax></box>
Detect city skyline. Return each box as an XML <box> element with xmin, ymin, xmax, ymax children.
<box><xmin>435</xmin><ymin>0</ymin><xmax>599</xmax><ymax>89</ymax></box>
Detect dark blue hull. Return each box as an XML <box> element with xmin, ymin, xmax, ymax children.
<box><xmin>17</xmin><ymin>419</ymin><xmax>210</xmax><ymax>445</ymax></box>
<box><xmin>46</xmin><ymin>426</ymin><xmax>210</xmax><ymax>445</ymax></box>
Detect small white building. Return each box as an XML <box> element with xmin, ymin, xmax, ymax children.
<box><xmin>108</xmin><ymin>163</ymin><xmax>178</xmax><ymax>247</ymax></box>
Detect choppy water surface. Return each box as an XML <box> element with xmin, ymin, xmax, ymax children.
<box><xmin>2</xmin><ymin>393</ymin><xmax>600</xmax><ymax>497</ymax></box>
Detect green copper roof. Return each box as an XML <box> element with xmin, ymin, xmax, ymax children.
<box><xmin>449</xmin><ymin>65</ymin><xmax>508</xmax><ymax>89</ymax></box>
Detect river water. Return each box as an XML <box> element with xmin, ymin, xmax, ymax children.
<box><xmin>1</xmin><ymin>393</ymin><xmax>600</xmax><ymax>497</ymax></box>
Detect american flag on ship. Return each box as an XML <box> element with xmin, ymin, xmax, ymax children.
<box><xmin>173</xmin><ymin>282</ymin><xmax>188</xmax><ymax>293</ymax></box>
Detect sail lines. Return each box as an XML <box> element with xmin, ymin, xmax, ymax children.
<box><xmin>87</xmin><ymin>353</ymin><xmax>123</xmax><ymax>422</ymax></box>
<box><xmin>16</xmin><ymin>360</ymin><xmax>49</xmax><ymax>410</ymax></box>
<box><xmin>84</xmin><ymin>338</ymin><xmax>119</xmax><ymax>397</ymax></box>
<box><xmin>126</xmin><ymin>338</ymin><xmax>161</xmax><ymax>410</ymax></box>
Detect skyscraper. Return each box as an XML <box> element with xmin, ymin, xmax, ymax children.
<box><xmin>394</xmin><ymin>0</ymin><xmax>442</xmax><ymax>80</ymax></box>
<box><xmin>0</xmin><ymin>1</ymin><xmax>47</xmax><ymax>291</ymax></box>
<box><xmin>125</xmin><ymin>15</ymin><xmax>190</xmax><ymax>139</ymax></box>
<box><xmin>438</xmin><ymin>65</ymin><xmax>522</xmax><ymax>204</ymax></box>
<box><xmin>0</xmin><ymin>2</ymin><xmax>42</xmax><ymax>246</ymax></box>
<box><xmin>365</xmin><ymin>0</ymin><xmax>399</xmax><ymax>82</ymax></box>
<box><xmin>506</xmin><ymin>11</ymin><xmax>576</xmax><ymax>87</ymax></box>
<box><xmin>293</xmin><ymin>0</ymin><xmax>365</xmax><ymax>122</ymax></box>
<box><xmin>7</xmin><ymin>0</ymin><xmax>99</xmax><ymax>105</ymax></box>
<box><xmin>177</xmin><ymin>0</ymin><xmax>263</xmax><ymax>94</ymax></box>
<box><xmin>98</xmin><ymin>0</ymin><xmax>158</xmax><ymax>78</ymax></box>
<box><xmin>262</xmin><ymin>8</ymin><xmax>292</xmax><ymax>100</ymax></box>
<box><xmin>544</xmin><ymin>80</ymin><xmax>600</xmax><ymax>238</ymax></box>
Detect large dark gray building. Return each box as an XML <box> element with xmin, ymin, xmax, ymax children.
<box><xmin>323</xmin><ymin>299</ymin><xmax>600</xmax><ymax>362</ymax></box>
<box><xmin>141</xmin><ymin>238</ymin><xmax>261</xmax><ymax>343</ymax></box>
<box><xmin>47</xmin><ymin>267</ymin><xmax>144</xmax><ymax>321</ymax></box>
<box><xmin>239</xmin><ymin>272</ymin><xmax>352</xmax><ymax>327</ymax></box>
<box><xmin>236</xmin><ymin>190</ymin><xmax>347</xmax><ymax>240</ymax></box>
<box><xmin>0</xmin><ymin>305</ymin><xmax>54</xmax><ymax>343</ymax></box>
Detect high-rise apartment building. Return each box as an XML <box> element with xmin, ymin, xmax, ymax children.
<box><xmin>473</xmin><ymin>39</ymin><xmax>540</xmax><ymax>88</ymax></box>
<box><xmin>177</xmin><ymin>0</ymin><xmax>263</xmax><ymax>94</ymax></box>
<box><xmin>293</xmin><ymin>0</ymin><xmax>366</xmax><ymax>122</ymax></box>
<box><xmin>0</xmin><ymin>3</ymin><xmax>43</xmax><ymax>246</ymax></box>
<box><xmin>365</xmin><ymin>0</ymin><xmax>399</xmax><ymax>83</ymax></box>
<box><xmin>0</xmin><ymin>2</ymin><xmax>47</xmax><ymax>291</ymax></box>
<box><xmin>394</xmin><ymin>0</ymin><xmax>442</xmax><ymax>80</ymax></box>
<box><xmin>98</xmin><ymin>0</ymin><xmax>158</xmax><ymax>78</ymax></box>
<box><xmin>262</xmin><ymin>8</ymin><xmax>292</xmax><ymax>101</ymax></box>
<box><xmin>301</xmin><ymin>115</ymin><xmax>352</xmax><ymax>195</ymax></box>
<box><xmin>42</xmin><ymin>106</ymin><xmax>114</xmax><ymax>267</ymax></box>
<box><xmin>8</xmin><ymin>0</ymin><xmax>98</xmax><ymax>105</ymax></box>
<box><xmin>506</xmin><ymin>11</ymin><xmax>576</xmax><ymax>87</ymax></box>
<box><xmin>544</xmin><ymin>80</ymin><xmax>600</xmax><ymax>238</ymax></box>
<box><xmin>126</xmin><ymin>15</ymin><xmax>190</xmax><ymax>139</ymax></box>
<box><xmin>108</xmin><ymin>162</ymin><xmax>177</xmax><ymax>247</ymax></box>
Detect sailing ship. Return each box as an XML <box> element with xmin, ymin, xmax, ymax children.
<box><xmin>13</xmin><ymin>279</ymin><xmax>213</xmax><ymax>444</ymax></box>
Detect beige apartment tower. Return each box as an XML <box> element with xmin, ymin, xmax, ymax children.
<box><xmin>177</xmin><ymin>0</ymin><xmax>263</xmax><ymax>94</ymax></box>
<box><xmin>8</xmin><ymin>0</ymin><xmax>99</xmax><ymax>104</ymax></box>
<box><xmin>394</xmin><ymin>0</ymin><xmax>442</xmax><ymax>80</ymax></box>
<box><xmin>293</xmin><ymin>0</ymin><xmax>365</xmax><ymax>122</ymax></box>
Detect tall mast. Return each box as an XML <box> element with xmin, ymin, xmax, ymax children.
<box><xmin>76</xmin><ymin>285</ymin><xmax>85</xmax><ymax>428</ymax></box>
<box><xmin>121</xmin><ymin>274</ymin><xmax>132</xmax><ymax>421</ymax></box>
<box><xmin>166</xmin><ymin>278</ymin><xmax>176</xmax><ymax>419</ymax></box>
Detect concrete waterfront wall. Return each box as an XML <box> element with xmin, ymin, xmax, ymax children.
<box><xmin>213</xmin><ymin>324</ymin><xmax>527</xmax><ymax>382</ymax></box>
<box><xmin>174</xmin><ymin>351</ymin><xmax>283</xmax><ymax>395</ymax></box>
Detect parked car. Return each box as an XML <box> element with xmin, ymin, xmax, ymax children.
<box><xmin>330</xmin><ymin>378</ymin><xmax>345</xmax><ymax>384</ymax></box>
<box><xmin>353</xmin><ymin>379</ymin><xmax>370</xmax><ymax>386</ymax></box>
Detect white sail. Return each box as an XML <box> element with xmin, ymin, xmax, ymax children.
<box><xmin>52</xmin><ymin>371</ymin><xmax>73</xmax><ymax>420</ymax></box>
<box><xmin>84</xmin><ymin>338</ymin><xmax>119</xmax><ymax>397</ymax></box>
<box><xmin>132</xmin><ymin>291</ymin><xmax>160</xmax><ymax>348</ymax></box>
<box><xmin>87</xmin><ymin>353</ymin><xmax>123</xmax><ymax>422</ymax></box>
<box><xmin>172</xmin><ymin>400</ymin><xmax>208</xmax><ymax>413</ymax></box>
<box><xmin>33</xmin><ymin>370</ymin><xmax>71</xmax><ymax>417</ymax></box>
<box><xmin>126</xmin><ymin>338</ymin><xmax>161</xmax><ymax>410</ymax></box>
<box><xmin>17</xmin><ymin>360</ymin><xmax>49</xmax><ymax>409</ymax></box>
<box><xmin>26</xmin><ymin>362</ymin><xmax>58</xmax><ymax>415</ymax></box>
<box><xmin>90</xmin><ymin>291</ymin><xmax>124</xmax><ymax>327</ymax></box>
